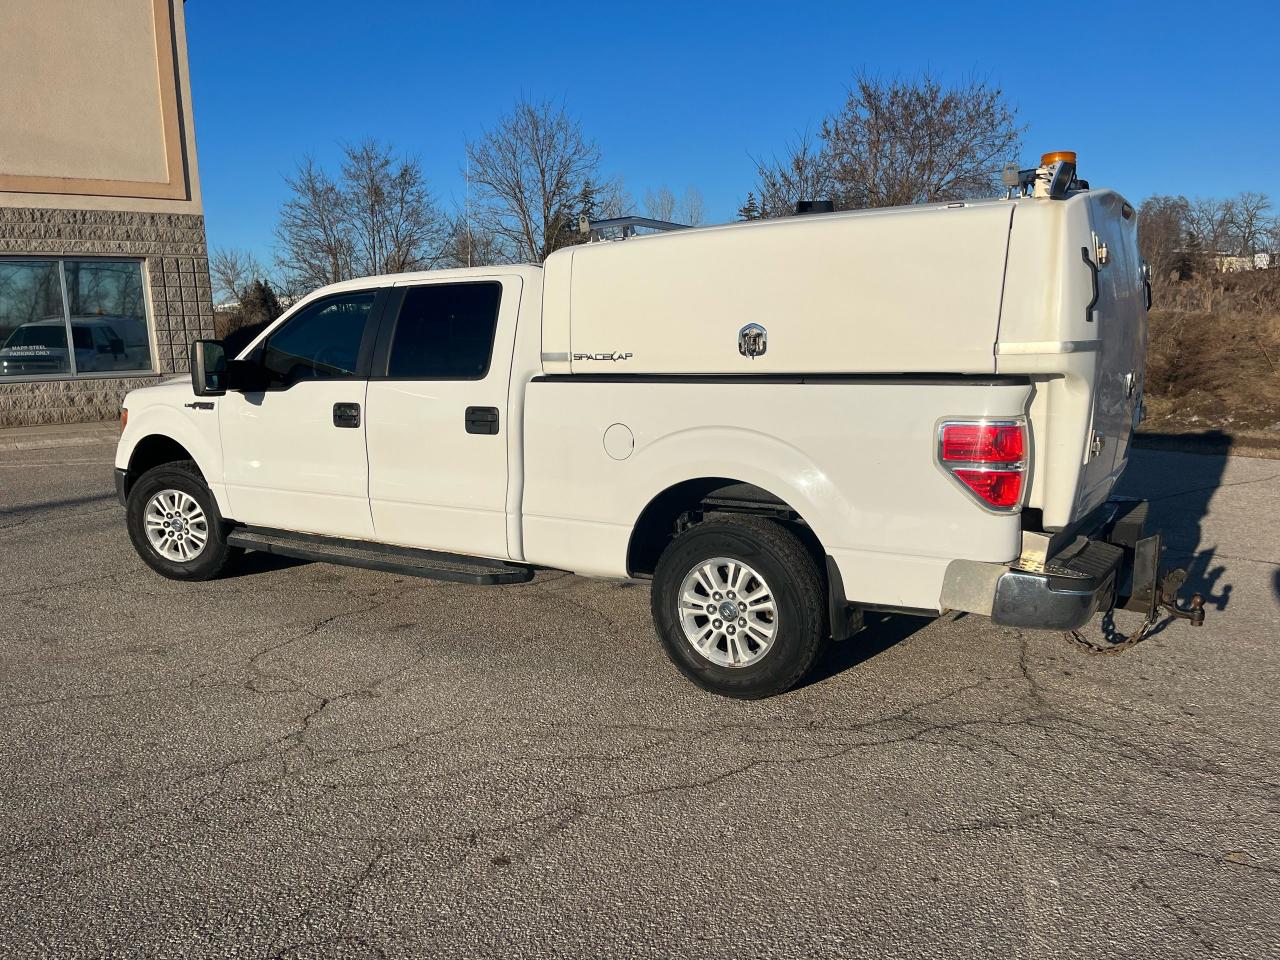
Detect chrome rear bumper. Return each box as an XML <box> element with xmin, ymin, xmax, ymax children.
<box><xmin>942</xmin><ymin>498</ymin><xmax>1164</xmax><ymax>632</ymax></box>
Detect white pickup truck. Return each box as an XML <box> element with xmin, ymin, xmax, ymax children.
<box><xmin>115</xmin><ymin>153</ymin><xmax>1203</xmax><ymax>698</ymax></box>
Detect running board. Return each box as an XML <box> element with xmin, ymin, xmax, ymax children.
<box><xmin>226</xmin><ymin>527</ymin><xmax>534</xmax><ymax>585</ymax></box>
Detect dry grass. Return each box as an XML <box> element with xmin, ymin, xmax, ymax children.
<box><xmin>1143</xmin><ymin>269</ymin><xmax>1280</xmax><ymax>433</ymax></box>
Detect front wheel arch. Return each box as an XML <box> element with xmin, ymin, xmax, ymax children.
<box><xmin>124</xmin><ymin>434</ymin><xmax>200</xmax><ymax>500</ymax></box>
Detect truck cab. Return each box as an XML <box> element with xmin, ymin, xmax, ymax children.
<box><xmin>115</xmin><ymin>153</ymin><xmax>1201</xmax><ymax>699</ymax></box>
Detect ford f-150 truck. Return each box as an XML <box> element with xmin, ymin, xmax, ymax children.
<box><xmin>115</xmin><ymin>153</ymin><xmax>1203</xmax><ymax>698</ymax></box>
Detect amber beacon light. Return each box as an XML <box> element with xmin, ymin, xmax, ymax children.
<box><xmin>1040</xmin><ymin>150</ymin><xmax>1077</xmax><ymax>166</ymax></box>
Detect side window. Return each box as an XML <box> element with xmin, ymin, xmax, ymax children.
<box><xmin>260</xmin><ymin>292</ymin><xmax>376</xmax><ymax>386</ymax></box>
<box><xmin>386</xmin><ymin>282</ymin><xmax>501</xmax><ymax>379</ymax></box>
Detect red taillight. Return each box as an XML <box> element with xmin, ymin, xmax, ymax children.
<box><xmin>941</xmin><ymin>423</ymin><xmax>1024</xmax><ymax>463</ymax></box>
<box><xmin>938</xmin><ymin>420</ymin><xmax>1026</xmax><ymax>511</ymax></box>
<box><xmin>952</xmin><ymin>469</ymin><xmax>1024</xmax><ymax>508</ymax></box>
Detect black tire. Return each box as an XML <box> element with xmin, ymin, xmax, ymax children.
<box><xmin>125</xmin><ymin>459</ymin><xmax>239</xmax><ymax>581</ymax></box>
<box><xmin>651</xmin><ymin>514</ymin><xmax>828</xmax><ymax>699</ymax></box>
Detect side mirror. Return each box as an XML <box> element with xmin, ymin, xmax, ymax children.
<box><xmin>191</xmin><ymin>339</ymin><xmax>227</xmax><ymax>396</ymax></box>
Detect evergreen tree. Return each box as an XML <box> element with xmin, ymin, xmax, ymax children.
<box><xmin>215</xmin><ymin>278</ymin><xmax>284</xmax><ymax>352</ymax></box>
<box><xmin>737</xmin><ymin>192</ymin><xmax>762</xmax><ymax>221</ymax></box>
<box><xmin>239</xmin><ymin>279</ymin><xmax>283</xmax><ymax>327</ymax></box>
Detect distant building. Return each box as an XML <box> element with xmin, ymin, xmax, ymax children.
<box><xmin>0</xmin><ymin>1</ymin><xmax>213</xmax><ymax>426</ymax></box>
<box><xmin>1212</xmin><ymin>251</ymin><xmax>1274</xmax><ymax>273</ymax></box>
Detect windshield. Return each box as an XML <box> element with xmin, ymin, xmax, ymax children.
<box><xmin>4</xmin><ymin>324</ymin><xmax>69</xmax><ymax>350</ymax></box>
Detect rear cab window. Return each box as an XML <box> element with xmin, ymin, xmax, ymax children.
<box><xmin>383</xmin><ymin>282</ymin><xmax>502</xmax><ymax>380</ymax></box>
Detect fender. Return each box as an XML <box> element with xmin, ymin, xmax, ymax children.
<box><xmin>624</xmin><ymin>424</ymin><xmax>853</xmax><ymax>558</ymax></box>
<box><xmin>117</xmin><ymin>399</ymin><xmax>229</xmax><ymax>516</ymax></box>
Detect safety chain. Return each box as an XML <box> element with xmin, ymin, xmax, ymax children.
<box><xmin>1064</xmin><ymin>609</ymin><xmax>1162</xmax><ymax>656</ymax></box>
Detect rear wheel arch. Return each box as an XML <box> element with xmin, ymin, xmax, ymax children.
<box><xmin>626</xmin><ymin>477</ymin><xmax>824</xmax><ymax>578</ymax></box>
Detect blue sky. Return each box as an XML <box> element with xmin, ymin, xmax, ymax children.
<box><xmin>186</xmin><ymin>0</ymin><xmax>1280</xmax><ymax>261</ymax></box>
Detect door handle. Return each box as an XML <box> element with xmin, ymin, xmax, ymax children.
<box><xmin>465</xmin><ymin>406</ymin><xmax>499</xmax><ymax>435</ymax></box>
<box><xmin>333</xmin><ymin>402</ymin><xmax>361</xmax><ymax>428</ymax></box>
<box><xmin>1081</xmin><ymin>246</ymin><xmax>1099</xmax><ymax>322</ymax></box>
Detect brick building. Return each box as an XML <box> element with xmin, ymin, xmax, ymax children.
<box><xmin>0</xmin><ymin>0</ymin><xmax>212</xmax><ymax>426</ymax></box>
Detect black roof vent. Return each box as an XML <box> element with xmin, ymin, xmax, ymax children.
<box><xmin>795</xmin><ymin>199</ymin><xmax>835</xmax><ymax>216</ymax></box>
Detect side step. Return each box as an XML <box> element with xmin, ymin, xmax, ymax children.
<box><xmin>226</xmin><ymin>526</ymin><xmax>534</xmax><ymax>585</ymax></box>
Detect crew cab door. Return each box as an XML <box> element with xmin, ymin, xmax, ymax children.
<box><xmin>364</xmin><ymin>277</ymin><xmax>520</xmax><ymax>558</ymax></box>
<box><xmin>219</xmin><ymin>289</ymin><xmax>386</xmax><ymax>539</ymax></box>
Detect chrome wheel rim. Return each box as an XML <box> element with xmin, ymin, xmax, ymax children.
<box><xmin>143</xmin><ymin>489</ymin><xmax>209</xmax><ymax>563</ymax></box>
<box><xmin>677</xmin><ymin>557</ymin><xmax>778</xmax><ymax>668</ymax></box>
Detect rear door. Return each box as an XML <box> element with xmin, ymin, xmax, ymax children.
<box><xmin>1075</xmin><ymin>193</ymin><xmax>1147</xmax><ymax>515</ymax></box>
<box><xmin>219</xmin><ymin>289</ymin><xmax>384</xmax><ymax>539</ymax></box>
<box><xmin>364</xmin><ymin>276</ymin><xmax>521</xmax><ymax>559</ymax></box>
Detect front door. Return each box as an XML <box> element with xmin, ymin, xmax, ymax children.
<box><xmin>364</xmin><ymin>277</ymin><xmax>520</xmax><ymax>558</ymax></box>
<box><xmin>220</xmin><ymin>289</ymin><xmax>384</xmax><ymax>539</ymax></box>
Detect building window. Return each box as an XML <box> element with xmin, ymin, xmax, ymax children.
<box><xmin>0</xmin><ymin>258</ymin><xmax>152</xmax><ymax>380</ymax></box>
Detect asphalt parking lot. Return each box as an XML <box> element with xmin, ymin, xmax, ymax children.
<box><xmin>1</xmin><ymin>440</ymin><xmax>1277</xmax><ymax>958</ymax></box>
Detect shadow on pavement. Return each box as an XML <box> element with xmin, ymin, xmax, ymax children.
<box><xmin>221</xmin><ymin>549</ymin><xmax>310</xmax><ymax>578</ymax></box>
<box><xmin>0</xmin><ymin>492</ymin><xmax>115</xmax><ymax>518</ymax></box>
<box><xmin>1125</xmin><ymin>433</ymin><xmax>1234</xmax><ymax>612</ymax></box>
<box><xmin>801</xmin><ymin>613</ymin><xmax>933</xmax><ymax>689</ymax></box>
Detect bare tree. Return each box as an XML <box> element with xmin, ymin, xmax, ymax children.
<box><xmin>1138</xmin><ymin>195</ymin><xmax>1192</xmax><ymax>280</ymax></box>
<box><xmin>643</xmin><ymin>185</ymin><xmax>677</xmax><ymax>222</ymax></box>
<box><xmin>596</xmin><ymin>180</ymin><xmax>632</xmax><ymax>219</ymax></box>
<box><xmin>209</xmin><ymin>246</ymin><xmax>266</xmax><ymax>304</ymax></box>
<box><xmin>465</xmin><ymin>98</ymin><xmax>604</xmax><ymax>262</ymax></box>
<box><xmin>750</xmin><ymin>72</ymin><xmax>1024</xmax><ymax>215</ymax></box>
<box><xmin>439</xmin><ymin>214</ymin><xmax>504</xmax><ymax>269</ymax></box>
<box><xmin>341</xmin><ymin>140</ymin><xmax>448</xmax><ymax>275</ymax></box>
<box><xmin>642</xmin><ymin>185</ymin><xmax>704</xmax><ymax>225</ymax></box>
<box><xmin>1229</xmin><ymin>191</ymin><xmax>1273</xmax><ymax>256</ymax></box>
<box><xmin>1186</xmin><ymin>197</ymin><xmax>1236</xmax><ymax>256</ymax></box>
<box><xmin>826</xmin><ymin>72</ymin><xmax>1024</xmax><ymax>207</ymax></box>
<box><xmin>751</xmin><ymin>131</ymin><xmax>831</xmax><ymax>218</ymax></box>
<box><xmin>678</xmin><ymin>187</ymin><xmax>706</xmax><ymax>226</ymax></box>
<box><xmin>275</xmin><ymin>157</ymin><xmax>353</xmax><ymax>291</ymax></box>
<box><xmin>275</xmin><ymin>144</ymin><xmax>447</xmax><ymax>292</ymax></box>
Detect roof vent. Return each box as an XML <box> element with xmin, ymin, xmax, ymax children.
<box><xmin>795</xmin><ymin>199</ymin><xmax>835</xmax><ymax>216</ymax></box>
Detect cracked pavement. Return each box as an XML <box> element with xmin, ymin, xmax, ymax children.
<box><xmin>0</xmin><ymin>444</ymin><xmax>1277</xmax><ymax>958</ymax></box>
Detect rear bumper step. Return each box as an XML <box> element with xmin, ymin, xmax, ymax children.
<box><xmin>942</xmin><ymin>497</ymin><xmax>1201</xmax><ymax>633</ymax></box>
<box><xmin>991</xmin><ymin>539</ymin><xmax>1123</xmax><ymax>630</ymax></box>
<box><xmin>226</xmin><ymin>527</ymin><xmax>534</xmax><ymax>585</ymax></box>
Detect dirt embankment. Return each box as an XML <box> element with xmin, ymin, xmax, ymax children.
<box><xmin>1141</xmin><ymin>270</ymin><xmax>1280</xmax><ymax>446</ymax></box>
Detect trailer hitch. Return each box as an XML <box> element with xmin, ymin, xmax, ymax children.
<box><xmin>1065</xmin><ymin>531</ymin><xmax>1206</xmax><ymax>655</ymax></box>
<box><xmin>1153</xmin><ymin>568</ymin><xmax>1205</xmax><ymax>627</ymax></box>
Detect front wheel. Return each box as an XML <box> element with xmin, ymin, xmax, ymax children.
<box><xmin>651</xmin><ymin>515</ymin><xmax>828</xmax><ymax>699</ymax></box>
<box><xmin>125</xmin><ymin>460</ymin><xmax>239</xmax><ymax>581</ymax></box>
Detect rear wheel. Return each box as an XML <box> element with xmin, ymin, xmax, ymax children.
<box><xmin>651</xmin><ymin>514</ymin><xmax>827</xmax><ymax>699</ymax></box>
<box><xmin>126</xmin><ymin>460</ymin><xmax>239</xmax><ymax>581</ymax></box>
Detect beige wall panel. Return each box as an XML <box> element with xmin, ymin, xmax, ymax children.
<box><xmin>0</xmin><ymin>0</ymin><xmax>199</xmax><ymax>209</ymax></box>
<box><xmin>0</xmin><ymin>1</ymin><xmax>168</xmax><ymax>182</ymax></box>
